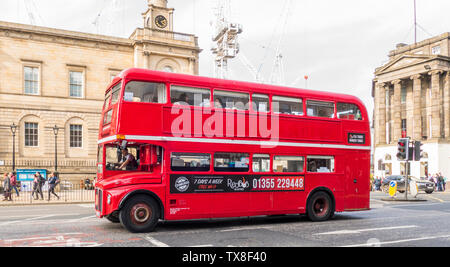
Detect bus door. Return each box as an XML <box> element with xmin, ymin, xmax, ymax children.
<box><xmin>344</xmin><ymin>152</ymin><xmax>367</xmax><ymax>210</ymax></box>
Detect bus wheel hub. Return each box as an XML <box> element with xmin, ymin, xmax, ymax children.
<box><xmin>131</xmin><ymin>204</ymin><xmax>151</xmax><ymax>224</ymax></box>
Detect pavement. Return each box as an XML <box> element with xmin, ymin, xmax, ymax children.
<box><xmin>1</xmin><ymin>191</ymin><xmax>450</xmax><ymax>247</ymax></box>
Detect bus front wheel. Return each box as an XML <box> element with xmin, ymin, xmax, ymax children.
<box><xmin>306</xmin><ymin>191</ymin><xmax>334</xmax><ymax>222</ymax></box>
<box><xmin>119</xmin><ymin>195</ymin><xmax>160</xmax><ymax>233</ymax></box>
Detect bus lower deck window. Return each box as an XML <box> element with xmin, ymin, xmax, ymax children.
<box><xmin>171</xmin><ymin>153</ymin><xmax>211</xmax><ymax>172</ymax></box>
<box><xmin>273</xmin><ymin>156</ymin><xmax>304</xmax><ymax>173</ymax></box>
<box><xmin>214</xmin><ymin>153</ymin><xmax>249</xmax><ymax>172</ymax></box>
<box><xmin>252</xmin><ymin>154</ymin><xmax>270</xmax><ymax>172</ymax></box>
<box><xmin>307</xmin><ymin>156</ymin><xmax>335</xmax><ymax>173</ymax></box>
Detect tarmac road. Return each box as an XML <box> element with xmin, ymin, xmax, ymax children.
<box><xmin>0</xmin><ymin>192</ymin><xmax>450</xmax><ymax>247</ymax></box>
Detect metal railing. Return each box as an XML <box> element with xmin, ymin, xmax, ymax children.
<box><xmin>0</xmin><ymin>180</ymin><xmax>95</xmax><ymax>205</ymax></box>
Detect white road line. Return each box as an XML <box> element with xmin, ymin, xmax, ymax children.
<box><xmin>219</xmin><ymin>226</ymin><xmax>273</xmax><ymax>232</ymax></box>
<box><xmin>315</xmin><ymin>225</ymin><xmax>419</xmax><ymax>235</ymax></box>
<box><xmin>189</xmin><ymin>244</ymin><xmax>214</xmax><ymax>247</ymax></box>
<box><xmin>342</xmin><ymin>234</ymin><xmax>450</xmax><ymax>247</ymax></box>
<box><xmin>144</xmin><ymin>236</ymin><xmax>170</xmax><ymax>247</ymax></box>
<box><xmin>0</xmin><ymin>214</ymin><xmax>80</xmax><ymax>226</ymax></box>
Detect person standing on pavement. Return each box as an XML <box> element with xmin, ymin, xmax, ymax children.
<box><xmin>31</xmin><ymin>172</ymin><xmax>44</xmax><ymax>200</ymax></box>
<box><xmin>2</xmin><ymin>173</ymin><xmax>12</xmax><ymax>201</ymax></box>
<box><xmin>47</xmin><ymin>172</ymin><xmax>60</xmax><ymax>201</ymax></box>
<box><xmin>9</xmin><ymin>172</ymin><xmax>19</xmax><ymax>197</ymax></box>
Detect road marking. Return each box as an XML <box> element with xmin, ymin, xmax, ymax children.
<box><xmin>144</xmin><ymin>236</ymin><xmax>170</xmax><ymax>247</ymax></box>
<box><xmin>219</xmin><ymin>226</ymin><xmax>273</xmax><ymax>232</ymax></box>
<box><xmin>189</xmin><ymin>244</ymin><xmax>214</xmax><ymax>247</ymax></box>
<box><xmin>425</xmin><ymin>195</ymin><xmax>445</xmax><ymax>203</ymax></box>
<box><xmin>342</xmin><ymin>234</ymin><xmax>450</xmax><ymax>247</ymax></box>
<box><xmin>315</xmin><ymin>225</ymin><xmax>419</xmax><ymax>235</ymax></box>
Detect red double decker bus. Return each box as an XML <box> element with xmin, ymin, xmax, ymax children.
<box><xmin>95</xmin><ymin>68</ymin><xmax>371</xmax><ymax>233</ymax></box>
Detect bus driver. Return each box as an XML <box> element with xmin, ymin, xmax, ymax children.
<box><xmin>115</xmin><ymin>148</ymin><xmax>138</xmax><ymax>171</ymax></box>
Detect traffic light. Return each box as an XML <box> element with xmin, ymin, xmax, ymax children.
<box><xmin>397</xmin><ymin>138</ymin><xmax>410</xmax><ymax>161</ymax></box>
<box><xmin>414</xmin><ymin>141</ymin><xmax>423</xmax><ymax>161</ymax></box>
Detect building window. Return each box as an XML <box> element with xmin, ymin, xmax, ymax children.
<box><xmin>70</xmin><ymin>124</ymin><xmax>83</xmax><ymax>148</ymax></box>
<box><xmin>401</xmin><ymin>86</ymin><xmax>407</xmax><ymax>103</ymax></box>
<box><xmin>431</xmin><ymin>45</ymin><xmax>441</xmax><ymax>55</ymax></box>
<box><xmin>69</xmin><ymin>71</ymin><xmax>83</xmax><ymax>98</ymax></box>
<box><xmin>252</xmin><ymin>154</ymin><xmax>270</xmax><ymax>173</ymax></box>
<box><xmin>307</xmin><ymin>156</ymin><xmax>335</xmax><ymax>173</ymax></box>
<box><xmin>273</xmin><ymin>156</ymin><xmax>304</xmax><ymax>173</ymax></box>
<box><xmin>24</xmin><ymin>66</ymin><xmax>39</xmax><ymax>95</ymax></box>
<box><xmin>24</xmin><ymin>122</ymin><xmax>38</xmax><ymax>147</ymax></box>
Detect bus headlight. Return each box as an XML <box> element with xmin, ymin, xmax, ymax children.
<box><xmin>107</xmin><ymin>194</ymin><xmax>112</xmax><ymax>205</ymax></box>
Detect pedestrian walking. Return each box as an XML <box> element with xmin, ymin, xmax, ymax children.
<box><xmin>2</xmin><ymin>173</ymin><xmax>12</xmax><ymax>201</ymax></box>
<box><xmin>31</xmin><ymin>172</ymin><xmax>44</xmax><ymax>200</ymax></box>
<box><xmin>9</xmin><ymin>172</ymin><xmax>19</xmax><ymax>197</ymax></box>
<box><xmin>47</xmin><ymin>172</ymin><xmax>60</xmax><ymax>201</ymax></box>
<box><xmin>438</xmin><ymin>173</ymin><xmax>445</xmax><ymax>192</ymax></box>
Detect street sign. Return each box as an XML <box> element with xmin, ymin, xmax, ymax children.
<box><xmin>389</xmin><ymin>181</ymin><xmax>397</xmax><ymax>197</ymax></box>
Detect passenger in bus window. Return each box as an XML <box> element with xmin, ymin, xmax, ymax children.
<box><xmin>173</xmin><ymin>93</ymin><xmax>190</xmax><ymax>106</ymax></box>
<box><xmin>214</xmin><ymin>98</ymin><xmax>224</xmax><ymax>109</ymax></box>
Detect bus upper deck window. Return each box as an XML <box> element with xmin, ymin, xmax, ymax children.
<box><xmin>171</xmin><ymin>86</ymin><xmax>211</xmax><ymax>107</ymax></box>
<box><xmin>124</xmin><ymin>81</ymin><xmax>166</xmax><ymax>103</ymax></box>
<box><xmin>252</xmin><ymin>94</ymin><xmax>269</xmax><ymax>112</ymax></box>
<box><xmin>214</xmin><ymin>90</ymin><xmax>249</xmax><ymax>111</ymax></box>
<box><xmin>273</xmin><ymin>96</ymin><xmax>303</xmax><ymax>115</ymax></box>
<box><xmin>110</xmin><ymin>82</ymin><xmax>122</xmax><ymax>105</ymax></box>
<box><xmin>337</xmin><ymin>103</ymin><xmax>362</xmax><ymax>120</ymax></box>
<box><xmin>307</xmin><ymin>100</ymin><xmax>335</xmax><ymax>118</ymax></box>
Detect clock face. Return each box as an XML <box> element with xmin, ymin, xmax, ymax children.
<box><xmin>155</xmin><ymin>15</ymin><xmax>168</xmax><ymax>29</ymax></box>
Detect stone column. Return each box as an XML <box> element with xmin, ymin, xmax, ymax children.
<box><xmin>392</xmin><ymin>79</ymin><xmax>402</xmax><ymax>141</ymax></box>
<box><xmin>410</xmin><ymin>74</ymin><xmax>423</xmax><ymax>140</ymax></box>
<box><xmin>444</xmin><ymin>71</ymin><xmax>450</xmax><ymax>139</ymax></box>
<box><xmin>375</xmin><ymin>82</ymin><xmax>387</xmax><ymax>145</ymax></box>
<box><xmin>430</xmin><ymin>70</ymin><xmax>443</xmax><ymax>139</ymax></box>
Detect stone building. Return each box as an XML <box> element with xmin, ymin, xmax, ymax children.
<box><xmin>0</xmin><ymin>0</ymin><xmax>201</xmax><ymax>182</ymax></box>
<box><xmin>373</xmin><ymin>33</ymin><xmax>450</xmax><ymax>179</ymax></box>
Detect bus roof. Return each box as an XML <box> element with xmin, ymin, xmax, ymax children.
<box><xmin>109</xmin><ymin>68</ymin><xmax>365</xmax><ymax>108</ymax></box>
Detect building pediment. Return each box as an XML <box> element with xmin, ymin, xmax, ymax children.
<box><xmin>375</xmin><ymin>54</ymin><xmax>436</xmax><ymax>75</ymax></box>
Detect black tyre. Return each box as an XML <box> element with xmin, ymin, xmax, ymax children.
<box><xmin>106</xmin><ymin>212</ymin><xmax>120</xmax><ymax>223</ymax></box>
<box><xmin>307</xmin><ymin>191</ymin><xmax>334</xmax><ymax>222</ymax></box>
<box><xmin>425</xmin><ymin>190</ymin><xmax>434</xmax><ymax>194</ymax></box>
<box><xmin>119</xmin><ymin>195</ymin><xmax>160</xmax><ymax>233</ymax></box>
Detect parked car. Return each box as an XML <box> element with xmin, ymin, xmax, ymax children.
<box><xmin>381</xmin><ymin>175</ymin><xmax>435</xmax><ymax>194</ymax></box>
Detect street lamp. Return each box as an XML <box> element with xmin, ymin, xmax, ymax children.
<box><xmin>53</xmin><ymin>125</ymin><xmax>59</xmax><ymax>172</ymax></box>
<box><xmin>10</xmin><ymin>123</ymin><xmax>17</xmax><ymax>172</ymax></box>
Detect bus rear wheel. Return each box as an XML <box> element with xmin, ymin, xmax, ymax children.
<box><xmin>307</xmin><ymin>191</ymin><xmax>334</xmax><ymax>222</ymax></box>
<box><xmin>119</xmin><ymin>195</ymin><xmax>160</xmax><ymax>233</ymax></box>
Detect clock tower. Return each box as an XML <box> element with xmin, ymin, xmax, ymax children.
<box><xmin>130</xmin><ymin>0</ymin><xmax>201</xmax><ymax>75</ymax></box>
<box><xmin>143</xmin><ymin>0</ymin><xmax>174</xmax><ymax>31</ymax></box>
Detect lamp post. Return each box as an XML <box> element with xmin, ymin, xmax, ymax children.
<box><xmin>10</xmin><ymin>123</ymin><xmax>17</xmax><ymax>172</ymax></box>
<box><xmin>53</xmin><ymin>125</ymin><xmax>59</xmax><ymax>172</ymax></box>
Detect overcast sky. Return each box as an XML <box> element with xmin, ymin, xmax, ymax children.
<box><xmin>1</xmin><ymin>0</ymin><xmax>450</xmax><ymax>121</ymax></box>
